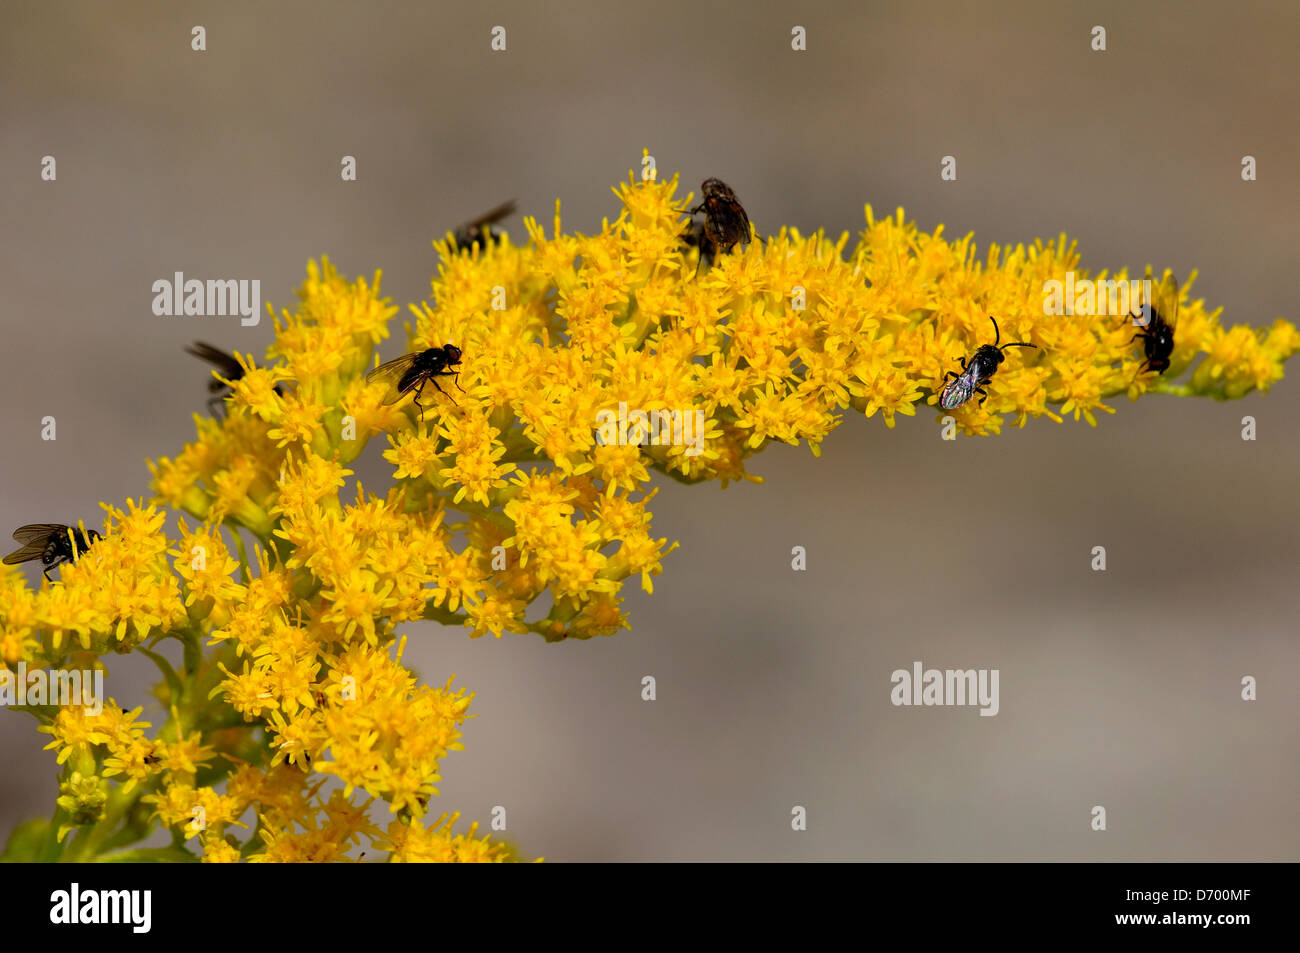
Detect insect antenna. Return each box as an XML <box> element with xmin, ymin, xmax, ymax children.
<box><xmin>988</xmin><ymin>316</ymin><xmax>1035</xmax><ymax>352</ymax></box>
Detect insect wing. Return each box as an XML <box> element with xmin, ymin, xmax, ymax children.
<box><xmin>365</xmin><ymin>353</ymin><xmax>424</xmax><ymax>405</ymax></box>
<box><xmin>10</xmin><ymin>523</ymin><xmax>68</xmax><ymax>545</ymax></box>
<box><xmin>706</xmin><ymin>197</ymin><xmax>750</xmax><ymax>247</ymax></box>
<box><xmin>455</xmin><ymin>201</ymin><xmax>517</xmax><ymax>248</ymax></box>
<box><xmin>1135</xmin><ymin>272</ymin><xmax>1179</xmax><ymax>329</ymax></box>
<box><xmin>729</xmin><ymin>199</ymin><xmax>752</xmax><ymax>245</ymax></box>
<box><xmin>939</xmin><ymin>376</ymin><xmax>971</xmax><ymax>411</ymax></box>
<box><xmin>464</xmin><ymin>200</ymin><xmax>516</xmax><ymax>232</ymax></box>
<box><xmin>184</xmin><ymin>341</ymin><xmax>245</xmax><ymax>378</ymax></box>
<box><xmin>3</xmin><ymin>540</ymin><xmax>48</xmax><ymax>565</ymax></box>
<box><xmin>1158</xmin><ymin>274</ymin><xmax>1179</xmax><ymax>327</ymax></box>
<box><xmin>697</xmin><ymin>180</ymin><xmax>751</xmax><ymax>247</ymax></box>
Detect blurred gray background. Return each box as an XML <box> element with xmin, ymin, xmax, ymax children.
<box><xmin>2</xmin><ymin>0</ymin><xmax>1297</xmax><ymax>861</ymax></box>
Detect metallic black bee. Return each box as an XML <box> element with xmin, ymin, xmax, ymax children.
<box><xmin>1125</xmin><ymin>275</ymin><xmax>1178</xmax><ymax>375</ymax></box>
<box><xmin>679</xmin><ymin>178</ymin><xmax>751</xmax><ymax>271</ymax></box>
<box><xmin>185</xmin><ymin>341</ymin><xmax>284</xmax><ymax>417</ymax></box>
<box><xmin>939</xmin><ymin>317</ymin><xmax>1038</xmax><ymax>411</ymax></box>
<box><xmin>3</xmin><ymin>524</ymin><xmax>102</xmax><ymax>581</ymax></box>
<box><xmin>364</xmin><ymin>344</ymin><xmax>464</xmax><ymax>420</ymax></box>
<box><xmin>453</xmin><ymin>201</ymin><xmax>516</xmax><ymax>252</ymax></box>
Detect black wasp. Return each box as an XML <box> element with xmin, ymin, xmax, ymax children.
<box><xmin>3</xmin><ymin>524</ymin><xmax>101</xmax><ymax>581</ymax></box>
<box><xmin>365</xmin><ymin>344</ymin><xmax>464</xmax><ymax>421</ymax></box>
<box><xmin>939</xmin><ymin>317</ymin><xmax>1037</xmax><ymax>410</ymax></box>
<box><xmin>453</xmin><ymin>201</ymin><xmax>516</xmax><ymax>252</ymax></box>
<box><xmin>1125</xmin><ymin>275</ymin><xmax>1178</xmax><ymax>375</ymax></box>
<box><xmin>185</xmin><ymin>341</ymin><xmax>284</xmax><ymax>417</ymax></box>
<box><xmin>678</xmin><ymin>178</ymin><xmax>752</xmax><ymax>271</ymax></box>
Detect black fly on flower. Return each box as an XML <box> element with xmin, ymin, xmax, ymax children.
<box><xmin>365</xmin><ymin>344</ymin><xmax>465</xmax><ymax>421</ymax></box>
<box><xmin>3</xmin><ymin>523</ymin><xmax>101</xmax><ymax>581</ymax></box>
<box><xmin>677</xmin><ymin>178</ymin><xmax>752</xmax><ymax>273</ymax></box>
<box><xmin>453</xmin><ymin>201</ymin><xmax>516</xmax><ymax>252</ymax></box>
<box><xmin>1125</xmin><ymin>273</ymin><xmax>1178</xmax><ymax>376</ymax></box>
<box><xmin>184</xmin><ymin>341</ymin><xmax>285</xmax><ymax>418</ymax></box>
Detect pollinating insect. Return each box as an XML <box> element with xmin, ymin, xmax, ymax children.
<box><xmin>939</xmin><ymin>317</ymin><xmax>1038</xmax><ymax>411</ymax></box>
<box><xmin>364</xmin><ymin>344</ymin><xmax>464</xmax><ymax>421</ymax></box>
<box><xmin>185</xmin><ymin>341</ymin><xmax>284</xmax><ymax>418</ymax></box>
<box><xmin>1125</xmin><ymin>274</ymin><xmax>1178</xmax><ymax>376</ymax></box>
<box><xmin>3</xmin><ymin>523</ymin><xmax>102</xmax><ymax>581</ymax></box>
<box><xmin>678</xmin><ymin>178</ymin><xmax>751</xmax><ymax>271</ymax></box>
<box><xmin>453</xmin><ymin>201</ymin><xmax>516</xmax><ymax>252</ymax></box>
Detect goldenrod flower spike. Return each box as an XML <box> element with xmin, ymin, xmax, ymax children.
<box><xmin>1</xmin><ymin>161</ymin><xmax>1293</xmax><ymax>862</ymax></box>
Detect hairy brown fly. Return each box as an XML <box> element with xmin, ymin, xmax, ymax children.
<box><xmin>678</xmin><ymin>178</ymin><xmax>752</xmax><ymax>272</ymax></box>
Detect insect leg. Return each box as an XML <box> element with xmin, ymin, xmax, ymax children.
<box><xmin>43</xmin><ymin>554</ymin><xmax>67</xmax><ymax>581</ymax></box>
<box><xmin>430</xmin><ymin>375</ymin><xmax>459</xmax><ymax>407</ymax></box>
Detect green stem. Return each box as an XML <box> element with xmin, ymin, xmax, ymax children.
<box><xmin>181</xmin><ymin>621</ymin><xmax>203</xmax><ymax>684</ymax></box>
<box><xmin>37</xmin><ymin>805</ymin><xmax>72</xmax><ymax>862</ymax></box>
<box><xmin>138</xmin><ymin>647</ymin><xmax>185</xmax><ymax>706</ymax></box>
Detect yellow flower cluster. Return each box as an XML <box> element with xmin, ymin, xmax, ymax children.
<box><xmin>0</xmin><ymin>502</ymin><xmax>182</xmax><ymax>663</ymax></box>
<box><xmin>1</xmin><ymin>158</ymin><xmax>1294</xmax><ymax>862</ymax></box>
